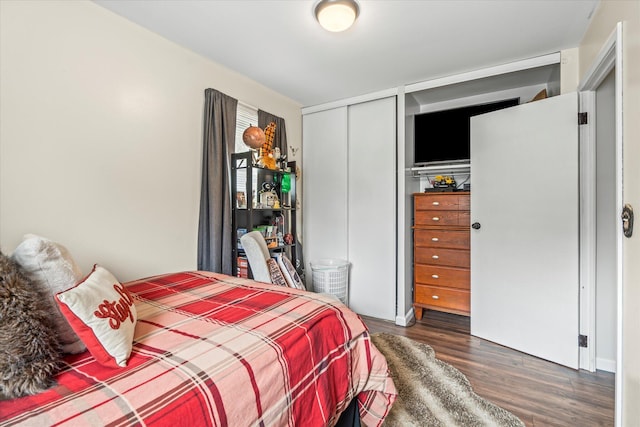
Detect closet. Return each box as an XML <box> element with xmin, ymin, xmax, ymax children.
<box><xmin>300</xmin><ymin>52</ymin><xmax>617</xmax><ymax>373</ymax></box>
<box><xmin>302</xmin><ymin>96</ymin><xmax>396</xmax><ymax>321</ymax></box>
<box><xmin>402</xmin><ymin>59</ymin><xmax>563</xmax><ymax>324</ymax></box>
<box><xmin>402</xmin><ymin>55</ymin><xmax>617</xmax><ymax>372</ymax></box>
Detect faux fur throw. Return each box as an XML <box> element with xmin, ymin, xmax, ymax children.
<box><xmin>0</xmin><ymin>251</ymin><xmax>61</xmax><ymax>399</ymax></box>
<box><xmin>371</xmin><ymin>333</ymin><xmax>525</xmax><ymax>427</ymax></box>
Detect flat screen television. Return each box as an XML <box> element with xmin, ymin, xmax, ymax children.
<box><xmin>414</xmin><ymin>98</ymin><xmax>520</xmax><ymax>167</ymax></box>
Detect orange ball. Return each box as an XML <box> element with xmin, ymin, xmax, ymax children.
<box><xmin>242</xmin><ymin>126</ymin><xmax>265</xmax><ymax>149</ymax></box>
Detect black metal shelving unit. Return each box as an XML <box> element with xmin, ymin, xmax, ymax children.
<box><xmin>231</xmin><ymin>151</ymin><xmax>297</xmax><ymax>278</ymax></box>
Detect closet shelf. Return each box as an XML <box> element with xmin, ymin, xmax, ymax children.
<box><xmin>408</xmin><ymin>163</ymin><xmax>471</xmax><ymax>178</ymax></box>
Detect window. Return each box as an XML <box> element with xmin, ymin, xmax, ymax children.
<box><xmin>235</xmin><ymin>102</ymin><xmax>258</xmax><ymax>154</ymax></box>
<box><xmin>234</xmin><ymin>102</ymin><xmax>258</xmax><ymax>196</ymax></box>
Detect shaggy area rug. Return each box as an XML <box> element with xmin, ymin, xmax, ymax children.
<box><xmin>371</xmin><ymin>333</ymin><xmax>524</xmax><ymax>427</ymax></box>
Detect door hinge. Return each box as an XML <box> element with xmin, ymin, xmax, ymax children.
<box><xmin>578</xmin><ymin>112</ymin><xmax>588</xmax><ymax>125</ymax></box>
<box><xmin>579</xmin><ymin>334</ymin><xmax>588</xmax><ymax>348</ymax></box>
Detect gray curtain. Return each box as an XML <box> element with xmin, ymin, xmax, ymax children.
<box><xmin>197</xmin><ymin>89</ymin><xmax>238</xmax><ymax>274</ymax></box>
<box><xmin>258</xmin><ymin>110</ymin><xmax>288</xmax><ymax>156</ymax></box>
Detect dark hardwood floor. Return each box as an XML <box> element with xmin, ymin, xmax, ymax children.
<box><xmin>362</xmin><ymin>310</ymin><xmax>615</xmax><ymax>427</ymax></box>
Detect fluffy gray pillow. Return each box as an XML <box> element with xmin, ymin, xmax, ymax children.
<box><xmin>0</xmin><ymin>251</ymin><xmax>61</xmax><ymax>399</ymax></box>
<box><xmin>11</xmin><ymin>234</ymin><xmax>86</xmax><ymax>354</ymax></box>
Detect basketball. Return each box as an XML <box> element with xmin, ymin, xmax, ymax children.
<box><xmin>242</xmin><ymin>126</ymin><xmax>265</xmax><ymax>149</ymax></box>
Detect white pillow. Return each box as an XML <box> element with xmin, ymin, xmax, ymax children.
<box><xmin>56</xmin><ymin>265</ymin><xmax>137</xmax><ymax>368</ymax></box>
<box><xmin>11</xmin><ymin>234</ymin><xmax>86</xmax><ymax>354</ymax></box>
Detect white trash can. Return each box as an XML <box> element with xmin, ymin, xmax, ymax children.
<box><xmin>310</xmin><ymin>259</ymin><xmax>350</xmax><ymax>305</ymax></box>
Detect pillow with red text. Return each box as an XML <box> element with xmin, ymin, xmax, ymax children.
<box><xmin>56</xmin><ymin>265</ymin><xmax>137</xmax><ymax>368</ymax></box>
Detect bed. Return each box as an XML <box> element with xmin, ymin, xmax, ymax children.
<box><xmin>0</xmin><ymin>270</ymin><xmax>396</xmax><ymax>426</ymax></box>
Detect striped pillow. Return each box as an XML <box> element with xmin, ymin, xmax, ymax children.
<box><xmin>266</xmin><ymin>258</ymin><xmax>288</xmax><ymax>287</ymax></box>
<box><xmin>277</xmin><ymin>255</ymin><xmax>306</xmax><ymax>290</ymax></box>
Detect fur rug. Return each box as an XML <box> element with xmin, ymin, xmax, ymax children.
<box><xmin>371</xmin><ymin>333</ymin><xmax>524</xmax><ymax>427</ymax></box>
<box><xmin>0</xmin><ymin>251</ymin><xmax>61</xmax><ymax>399</ymax></box>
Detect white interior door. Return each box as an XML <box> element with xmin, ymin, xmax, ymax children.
<box><xmin>470</xmin><ymin>92</ymin><xmax>579</xmax><ymax>369</ymax></box>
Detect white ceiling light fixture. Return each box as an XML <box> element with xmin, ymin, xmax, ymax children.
<box><xmin>314</xmin><ymin>0</ymin><xmax>360</xmax><ymax>32</ymax></box>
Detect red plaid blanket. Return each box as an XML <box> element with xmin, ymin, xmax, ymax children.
<box><xmin>1</xmin><ymin>271</ymin><xmax>396</xmax><ymax>426</ymax></box>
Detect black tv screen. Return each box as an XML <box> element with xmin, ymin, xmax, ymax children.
<box><xmin>414</xmin><ymin>98</ymin><xmax>519</xmax><ymax>166</ymax></box>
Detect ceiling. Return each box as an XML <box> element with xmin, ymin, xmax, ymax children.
<box><xmin>93</xmin><ymin>0</ymin><xmax>599</xmax><ymax>108</ymax></box>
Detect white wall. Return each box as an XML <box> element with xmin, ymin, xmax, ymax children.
<box><xmin>560</xmin><ymin>48</ymin><xmax>580</xmax><ymax>94</ymax></box>
<box><xmin>578</xmin><ymin>1</ymin><xmax>640</xmax><ymax>424</ymax></box>
<box><xmin>0</xmin><ymin>0</ymin><xmax>302</xmax><ymax>281</ymax></box>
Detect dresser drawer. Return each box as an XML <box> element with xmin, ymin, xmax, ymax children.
<box><xmin>458</xmin><ymin>194</ymin><xmax>470</xmax><ymax>210</ymax></box>
<box><xmin>414</xmin><ymin>229</ymin><xmax>469</xmax><ymax>250</ymax></box>
<box><xmin>415</xmin><ymin>194</ymin><xmax>460</xmax><ymax>211</ymax></box>
<box><xmin>415</xmin><ymin>285</ymin><xmax>470</xmax><ymax>313</ymax></box>
<box><xmin>458</xmin><ymin>211</ymin><xmax>470</xmax><ymax>227</ymax></box>
<box><xmin>415</xmin><ymin>210</ymin><xmax>463</xmax><ymax>226</ymax></box>
<box><xmin>415</xmin><ymin>265</ymin><xmax>469</xmax><ymax>289</ymax></box>
<box><xmin>415</xmin><ymin>247</ymin><xmax>469</xmax><ymax>268</ymax></box>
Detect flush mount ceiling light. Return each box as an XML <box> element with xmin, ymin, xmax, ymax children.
<box><xmin>314</xmin><ymin>0</ymin><xmax>360</xmax><ymax>32</ymax></box>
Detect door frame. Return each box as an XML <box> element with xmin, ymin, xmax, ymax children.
<box><xmin>577</xmin><ymin>22</ymin><xmax>623</xmax><ymax>425</ymax></box>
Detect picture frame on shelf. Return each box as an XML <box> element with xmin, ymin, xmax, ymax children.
<box><xmin>236</xmin><ymin>191</ymin><xmax>247</xmax><ymax>209</ymax></box>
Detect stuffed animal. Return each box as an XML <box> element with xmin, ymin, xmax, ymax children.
<box><xmin>257</xmin><ymin>122</ymin><xmax>277</xmax><ymax>170</ymax></box>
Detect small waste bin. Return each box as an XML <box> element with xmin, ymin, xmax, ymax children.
<box><xmin>310</xmin><ymin>259</ymin><xmax>350</xmax><ymax>305</ymax></box>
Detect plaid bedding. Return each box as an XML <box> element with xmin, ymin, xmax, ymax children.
<box><xmin>1</xmin><ymin>271</ymin><xmax>396</xmax><ymax>426</ymax></box>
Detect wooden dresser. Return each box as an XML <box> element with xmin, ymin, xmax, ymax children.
<box><xmin>413</xmin><ymin>192</ymin><xmax>470</xmax><ymax>319</ymax></box>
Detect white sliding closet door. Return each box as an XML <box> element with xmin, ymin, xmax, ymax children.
<box><xmin>302</xmin><ymin>107</ymin><xmax>348</xmax><ymax>269</ymax></box>
<box><xmin>303</xmin><ymin>97</ymin><xmax>397</xmax><ymax>320</ymax></box>
<box><xmin>348</xmin><ymin>97</ymin><xmax>396</xmax><ymax>320</ymax></box>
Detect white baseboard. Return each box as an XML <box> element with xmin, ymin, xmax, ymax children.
<box><xmin>596</xmin><ymin>357</ymin><xmax>616</xmax><ymax>373</ymax></box>
<box><xmin>395</xmin><ymin>307</ymin><xmax>415</xmax><ymax>327</ymax></box>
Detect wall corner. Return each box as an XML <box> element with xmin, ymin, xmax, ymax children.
<box><xmin>561</xmin><ymin>48</ymin><xmax>580</xmax><ymax>93</ymax></box>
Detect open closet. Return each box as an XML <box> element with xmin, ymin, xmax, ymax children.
<box><xmin>401</xmin><ymin>53</ymin><xmax>617</xmax><ymax>372</ymax></box>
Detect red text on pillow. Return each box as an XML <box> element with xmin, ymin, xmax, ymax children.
<box><xmin>94</xmin><ymin>283</ymin><xmax>135</xmax><ymax>329</ymax></box>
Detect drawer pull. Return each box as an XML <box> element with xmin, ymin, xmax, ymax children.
<box><xmin>432</xmin><ymin>255</ymin><xmax>439</xmax><ymax>259</ymax></box>
<box><xmin>432</xmin><ymin>217</ymin><xmax>440</xmax><ymax>221</ymax></box>
<box><xmin>432</xmin><ymin>274</ymin><xmax>439</xmax><ymax>279</ymax></box>
<box><xmin>432</xmin><ymin>201</ymin><xmax>440</xmax><ymax>206</ymax></box>
<box><xmin>432</xmin><ymin>295</ymin><xmax>440</xmax><ymax>300</ymax></box>
<box><xmin>431</xmin><ymin>237</ymin><xmax>439</xmax><ymax>242</ymax></box>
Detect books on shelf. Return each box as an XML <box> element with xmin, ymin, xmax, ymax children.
<box><xmin>237</xmin><ymin>228</ymin><xmax>248</xmax><ymax>249</ymax></box>
<box><xmin>237</xmin><ymin>256</ymin><xmax>249</xmax><ymax>278</ymax></box>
